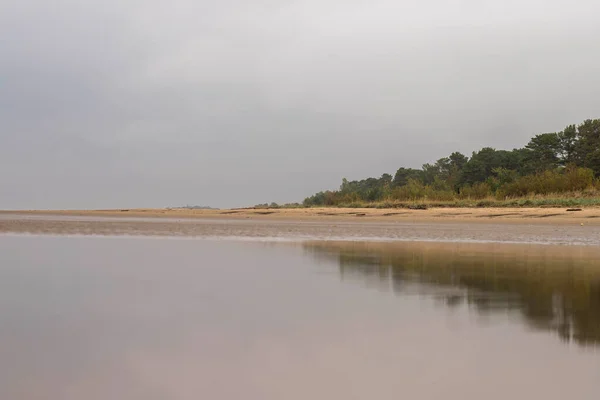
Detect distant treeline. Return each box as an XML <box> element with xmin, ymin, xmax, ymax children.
<box><xmin>303</xmin><ymin>119</ymin><xmax>600</xmax><ymax>207</ymax></box>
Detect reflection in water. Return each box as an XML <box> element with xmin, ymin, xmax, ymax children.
<box><xmin>2</xmin><ymin>237</ymin><xmax>599</xmax><ymax>399</ymax></box>
<box><xmin>304</xmin><ymin>241</ymin><xmax>600</xmax><ymax>347</ymax></box>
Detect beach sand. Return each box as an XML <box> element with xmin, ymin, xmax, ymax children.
<box><xmin>1</xmin><ymin>207</ymin><xmax>599</xmax><ymax>245</ymax></box>
<box><xmin>2</xmin><ymin>206</ymin><xmax>600</xmax><ymax>223</ymax></box>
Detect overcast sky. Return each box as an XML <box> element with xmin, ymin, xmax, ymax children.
<box><xmin>1</xmin><ymin>0</ymin><xmax>599</xmax><ymax>209</ymax></box>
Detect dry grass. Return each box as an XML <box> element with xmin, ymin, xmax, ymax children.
<box><xmin>329</xmin><ymin>192</ymin><xmax>600</xmax><ymax>209</ymax></box>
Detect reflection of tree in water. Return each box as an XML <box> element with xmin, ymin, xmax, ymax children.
<box><xmin>304</xmin><ymin>242</ymin><xmax>600</xmax><ymax>347</ymax></box>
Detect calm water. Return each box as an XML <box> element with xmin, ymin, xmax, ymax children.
<box><xmin>1</xmin><ymin>236</ymin><xmax>599</xmax><ymax>399</ymax></box>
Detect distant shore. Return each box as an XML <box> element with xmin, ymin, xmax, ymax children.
<box><xmin>1</xmin><ymin>206</ymin><xmax>599</xmax><ymax>224</ymax></box>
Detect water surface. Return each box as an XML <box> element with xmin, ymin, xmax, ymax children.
<box><xmin>1</xmin><ymin>236</ymin><xmax>599</xmax><ymax>399</ymax></box>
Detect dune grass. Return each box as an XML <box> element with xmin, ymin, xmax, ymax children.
<box><xmin>259</xmin><ymin>192</ymin><xmax>600</xmax><ymax>210</ymax></box>
<box><xmin>336</xmin><ymin>194</ymin><xmax>600</xmax><ymax>209</ymax></box>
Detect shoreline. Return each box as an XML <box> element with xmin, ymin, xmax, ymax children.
<box><xmin>1</xmin><ymin>206</ymin><xmax>600</xmax><ymax>225</ymax></box>
<box><xmin>1</xmin><ymin>209</ymin><xmax>599</xmax><ymax>246</ymax></box>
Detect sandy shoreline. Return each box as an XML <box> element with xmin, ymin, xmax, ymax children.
<box><xmin>1</xmin><ymin>208</ymin><xmax>600</xmax><ymax>246</ymax></box>
<box><xmin>1</xmin><ymin>206</ymin><xmax>600</xmax><ymax>224</ymax></box>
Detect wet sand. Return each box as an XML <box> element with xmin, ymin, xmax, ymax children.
<box><xmin>1</xmin><ymin>211</ymin><xmax>599</xmax><ymax>246</ymax></box>
<box><xmin>2</xmin><ymin>206</ymin><xmax>600</xmax><ymax>224</ymax></box>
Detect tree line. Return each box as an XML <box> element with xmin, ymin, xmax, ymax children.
<box><xmin>303</xmin><ymin>119</ymin><xmax>600</xmax><ymax>207</ymax></box>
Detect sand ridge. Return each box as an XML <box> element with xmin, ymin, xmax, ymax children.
<box><xmin>2</xmin><ymin>207</ymin><xmax>600</xmax><ymax>225</ymax></box>
<box><xmin>2</xmin><ymin>208</ymin><xmax>600</xmax><ymax>246</ymax></box>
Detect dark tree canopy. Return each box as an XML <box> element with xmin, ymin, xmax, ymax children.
<box><xmin>303</xmin><ymin>119</ymin><xmax>600</xmax><ymax>207</ymax></box>
<box><xmin>392</xmin><ymin>168</ymin><xmax>424</xmax><ymax>187</ymax></box>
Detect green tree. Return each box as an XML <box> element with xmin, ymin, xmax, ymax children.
<box><xmin>447</xmin><ymin>152</ymin><xmax>468</xmax><ymax>190</ymax></box>
<box><xmin>573</xmin><ymin>119</ymin><xmax>600</xmax><ymax>175</ymax></box>
<box><xmin>380</xmin><ymin>173</ymin><xmax>393</xmax><ymax>185</ymax></box>
<box><xmin>392</xmin><ymin>168</ymin><xmax>424</xmax><ymax>187</ymax></box>
<box><xmin>558</xmin><ymin>125</ymin><xmax>578</xmax><ymax>165</ymax></box>
<box><xmin>448</xmin><ymin>152</ymin><xmax>468</xmax><ymax>171</ymax></box>
<box><xmin>300</xmin><ymin>118</ymin><xmax>599</xmax><ymax>207</ymax></box>
<box><xmin>460</xmin><ymin>148</ymin><xmax>501</xmax><ymax>185</ymax></box>
<box><xmin>421</xmin><ymin>163</ymin><xmax>439</xmax><ymax>185</ymax></box>
<box><xmin>523</xmin><ymin>133</ymin><xmax>561</xmax><ymax>173</ymax></box>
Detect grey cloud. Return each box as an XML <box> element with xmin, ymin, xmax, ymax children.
<box><xmin>1</xmin><ymin>0</ymin><xmax>600</xmax><ymax>208</ymax></box>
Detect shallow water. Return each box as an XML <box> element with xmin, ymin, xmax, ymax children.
<box><xmin>1</xmin><ymin>236</ymin><xmax>599</xmax><ymax>399</ymax></box>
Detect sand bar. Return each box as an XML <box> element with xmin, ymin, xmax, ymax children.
<box><xmin>1</xmin><ymin>208</ymin><xmax>600</xmax><ymax>246</ymax></box>
<box><xmin>2</xmin><ymin>206</ymin><xmax>600</xmax><ymax>223</ymax></box>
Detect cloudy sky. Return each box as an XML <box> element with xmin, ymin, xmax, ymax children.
<box><xmin>1</xmin><ymin>0</ymin><xmax>599</xmax><ymax>209</ymax></box>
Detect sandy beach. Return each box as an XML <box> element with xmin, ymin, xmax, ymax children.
<box><xmin>2</xmin><ymin>206</ymin><xmax>600</xmax><ymax>223</ymax></box>
<box><xmin>1</xmin><ymin>207</ymin><xmax>600</xmax><ymax>246</ymax></box>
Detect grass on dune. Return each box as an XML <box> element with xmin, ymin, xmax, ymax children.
<box><xmin>259</xmin><ymin>192</ymin><xmax>600</xmax><ymax>210</ymax></box>
<box><xmin>337</xmin><ymin>194</ymin><xmax>600</xmax><ymax>209</ymax></box>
